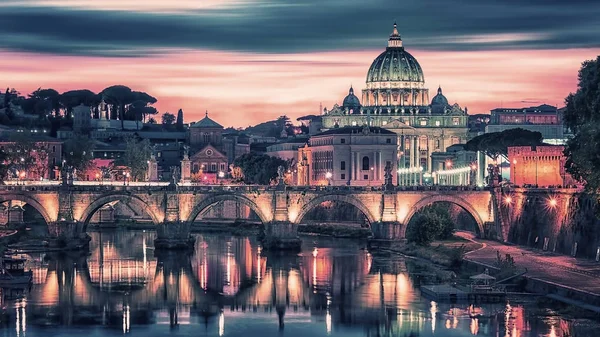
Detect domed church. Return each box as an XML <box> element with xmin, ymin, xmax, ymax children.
<box><xmin>321</xmin><ymin>23</ymin><xmax>468</xmax><ymax>172</ymax></box>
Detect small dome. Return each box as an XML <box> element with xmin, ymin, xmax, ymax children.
<box><xmin>431</xmin><ymin>86</ymin><xmax>448</xmax><ymax>106</ymax></box>
<box><xmin>342</xmin><ymin>86</ymin><xmax>361</xmax><ymax>111</ymax></box>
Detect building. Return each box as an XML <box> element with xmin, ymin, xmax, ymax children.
<box><xmin>265</xmin><ymin>138</ymin><xmax>309</xmax><ymax>162</ymax></box>
<box><xmin>319</xmin><ymin>23</ymin><xmax>468</xmax><ymax>175</ymax></box>
<box><xmin>508</xmin><ymin>145</ymin><xmax>576</xmax><ymax>187</ymax></box>
<box><xmin>486</xmin><ymin>104</ymin><xmax>566</xmax><ymax>143</ymax></box>
<box><xmin>0</xmin><ymin>131</ymin><xmax>63</xmax><ymax>180</ymax></box>
<box><xmin>296</xmin><ymin>126</ymin><xmax>397</xmax><ymax>186</ymax></box>
<box><xmin>429</xmin><ymin>144</ymin><xmax>478</xmax><ymax>186</ymax></box>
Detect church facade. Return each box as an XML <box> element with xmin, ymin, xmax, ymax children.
<box><xmin>320</xmin><ymin>23</ymin><xmax>469</xmax><ymax>173</ymax></box>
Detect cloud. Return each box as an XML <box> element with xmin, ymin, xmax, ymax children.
<box><xmin>0</xmin><ymin>0</ymin><xmax>598</xmax><ymax>56</ymax></box>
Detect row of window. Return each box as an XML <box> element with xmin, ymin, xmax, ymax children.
<box><xmin>349</xmin><ymin>117</ymin><xmax>462</xmax><ymax>127</ymax></box>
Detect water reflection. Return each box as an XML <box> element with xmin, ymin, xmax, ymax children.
<box><xmin>0</xmin><ymin>230</ymin><xmax>590</xmax><ymax>336</ymax></box>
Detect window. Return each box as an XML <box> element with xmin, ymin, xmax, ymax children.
<box><xmin>453</xmin><ymin>117</ymin><xmax>460</xmax><ymax>126</ymax></box>
<box><xmin>386</xmin><ymin>138</ymin><xmax>391</xmax><ymax>144</ymax></box>
<box><xmin>52</xmin><ymin>145</ymin><xmax>56</xmax><ymax>153</ymax></box>
<box><xmin>341</xmin><ymin>174</ymin><xmax>345</xmax><ymax>180</ymax></box>
<box><xmin>362</xmin><ymin>156</ymin><xmax>370</xmax><ymax>170</ymax></box>
<box><xmin>341</xmin><ymin>138</ymin><xmax>346</xmax><ymax>144</ymax></box>
<box><xmin>435</xmin><ymin>139</ymin><xmax>440</xmax><ymax>149</ymax></box>
<box><xmin>364</xmin><ymin>174</ymin><xmax>368</xmax><ymax>180</ymax></box>
<box><xmin>420</xmin><ymin>120</ymin><xmax>427</xmax><ymax>126</ymax></box>
<box><xmin>340</xmin><ymin>161</ymin><xmax>346</xmax><ymax>170</ymax></box>
<box><xmin>435</xmin><ymin>120</ymin><xmax>441</xmax><ymax>126</ymax></box>
<box><xmin>211</xmin><ymin>163</ymin><xmax>217</xmax><ymax>171</ymax></box>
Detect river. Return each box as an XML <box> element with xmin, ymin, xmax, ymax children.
<box><xmin>0</xmin><ymin>230</ymin><xmax>595</xmax><ymax>336</ymax></box>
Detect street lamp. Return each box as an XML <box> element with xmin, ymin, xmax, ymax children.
<box><xmin>124</xmin><ymin>171</ymin><xmax>130</xmax><ymax>186</ymax></box>
<box><xmin>369</xmin><ymin>167</ymin><xmax>374</xmax><ymax>186</ymax></box>
<box><xmin>549</xmin><ymin>198</ymin><xmax>557</xmax><ymax>208</ymax></box>
<box><xmin>325</xmin><ymin>171</ymin><xmax>332</xmax><ymax>186</ymax></box>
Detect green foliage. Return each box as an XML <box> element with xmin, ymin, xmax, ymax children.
<box><xmin>0</xmin><ymin>150</ymin><xmax>8</xmax><ymax>183</ymax></box>
<box><xmin>176</xmin><ymin>109</ymin><xmax>184</xmax><ymax>131</ymax></box>
<box><xmin>117</xmin><ymin>136</ymin><xmax>152</xmax><ymax>181</ymax></box>
<box><xmin>233</xmin><ymin>153</ymin><xmax>287</xmax><ymax>185</ymax></box>
<box><xmin>60</xmin><ymin>89</ymin><xmax>97</xmax><ymax>115</ymax></box>
<box><xmin>563</xmin><ymin>56</ymin><xmax>600</xmax><ymax>192</ymax></box>
<box><xmin>63</xmin><ymin>134</ymin><xmax>95</xmax><ymax>175</ymax></box>
<box><xmin>243</xmin><ymin>115</ymin><xmax>292</xmax><ymax>138</ymax></box>
<box><xmin>101</xmin><ymin>85</ymin><xmax>134</xmax><ymax>122</ymax></box>
<box><xmin>161</xmin><ymin>112</ymin><xmax>175</xmax><ymax>125</ymax></box>
<box><xmin>1</xmin><ymin>133</ymin><xmax>50</xmax><ymax>179</ymax></box>
<box><xmin>406</xmin><ymin>204</ymin><xmax>455</xmax><ymax>246</ymax></box>
<box><xmin>465</xmin><ymin>128</ymin><xmax>543</xmax><ymax>160</ymax></box>
<box><xmin>495</xmin><ymin>251</ymin><xmax>516</xmax><ymax>274</ymax></box>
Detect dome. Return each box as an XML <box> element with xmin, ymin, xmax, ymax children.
<box><xmin>431</xmin><ymin>86</ymin><xmax>448</xmax><ymax>106</ymax></box>
<box><xmin>366</xmin><ymin>23</ymin><xmax>424</xmax><ymax>84</ymax></box>
<box><xmin>342</xmin><ymin>86</ymin><xmax>361</xmax><ymax>110</ymax></box>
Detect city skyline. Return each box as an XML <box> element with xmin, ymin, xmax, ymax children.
<box><xmin>1</xmin><ymin>0</ymin><xmax>600</xmax><ymax>127</ymax></box>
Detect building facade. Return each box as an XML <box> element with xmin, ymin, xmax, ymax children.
<box><xmin>320</xmin><ymin>23</ymin><xmax>468</xmax><ymax>175</ymax></box>
<box><xmin>508</xmin><ymin>145</ymin><xmax>576</xmax><ymax>187</ymax></box>
<box><xmin>296</xmin><ymin>126</ymin><xmax>397</xmax><ymax>186</ymax></box>
<box><xmin>486</xmin><ymin>104</ymin><xmax>566</xmax><ymax>143</ymax></box>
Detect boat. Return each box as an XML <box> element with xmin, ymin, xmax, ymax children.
<box><xmin>0</xmin><ymin>256</ymin><xmax>33</xmax><ymax>287</ymax></box>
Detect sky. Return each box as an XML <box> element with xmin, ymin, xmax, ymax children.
<box><xmin>1</xmin><ymin>0</ymin><xmax>599</xmax><ymax>127</ymax></box>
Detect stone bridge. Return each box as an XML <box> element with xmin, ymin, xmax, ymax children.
<box><xmin>0</xmin><ymin>184</ymin><xmax>496</xmax><ymax>250</ymax></box>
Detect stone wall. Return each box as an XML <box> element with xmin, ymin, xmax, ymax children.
<box><xmin>499</xmin><ymin>190</ymin><xmax>600</xmax><ymax>258</ymax></box>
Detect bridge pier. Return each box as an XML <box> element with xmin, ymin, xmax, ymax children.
<box><xmin>47</xmin><ymin>221</ymin><xmax>91</xmax><ymax>250</ymax></box>
<box><xmin>262</xmin><ymin>221</ymin><xmax>302</xmax><ymax>251</ymax></box>
<box><xmin>154</xmin><ymin>221</ymin><xmax>195</xmax><ymax>250</ymax></box>
<box><xmin>369</xmin><ymin>221</ymin><xmax>404</xmax><ymax>248</ymax></box>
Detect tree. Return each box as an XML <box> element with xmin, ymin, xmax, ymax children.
<box><xmin>0</xmin><ymin>149</ymin><xmax>9</xmax><ymax>183</ymax></box>
<box><xmin>162</xmin><ymin>112</ymin><xmax>176</xmax><ymax>125</ymax></box>
<box><xmin>406</xmin><ymin>204</ymin><xmax>454</xmax><ymax>246</ymax></box>
<box><xmin>63</xmin><ymin>134</ymin><xmax>95</xmax><ymax>176</ymax></box>
<box><xmin>101</xmin><ymin>85</ymin><xmax>134</xmax><ymax>127</ymax></box>
<box><xmin>563</xmin><ymin>56</ymin><xmax>600</xmax><ymax>192</ymax></box>
<box><xmin>148</xmin><ymin>117</ymin><xmax>157</xmax><ymax>124</ymax></box>
<box><xmin>233</xmin><ymin>153</ymin><xmax>287</xmax><ymax>185</ymax></box>
<box><xmin>60</xmin><ymin>89</ymin><xmax>97</xmax><ymax>117</ymax></box>
<box><xmin>2</xmin><ymin>133</ymin><xmax>49</xmax><ymax>180</ymax></box>
<box><xmin>176</xmin><ymin>109</ymin><xmax>184</xmax><ymax>131</ymax></box>
<box><xmin>465</xmin><ymin>128</ymin><xmax>543</xmax><ymax>162</ymax></box>
<box><xmin>127</xmin><ymin>91</ymin><xmax>158</xmax><ymax>121</ymax></box>
<box><xmin>117</xmin><ymin>136</ymin><xmax>152</xmax><ymax>181</ymax></box>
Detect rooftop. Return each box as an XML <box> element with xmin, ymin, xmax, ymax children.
<box><xmin>190</xmin><ymin>111</ymin><xmax>223</xmax><ymax>128</ymax></box>
<box><xmin>315</xmin><ymin>126</ymin><xmax>396</xmax><ymax>136</ymax></box>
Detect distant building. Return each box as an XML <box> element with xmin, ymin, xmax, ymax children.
<box><xmin>486</xmin><ymin>104</ymin><xmax>566</xmax><ymax>143</ymax></box>
<box><xmin>319</xmin><ymin>24</ymin><xmax>469</xmax><ymax>175</ymax></box>
<box><xmin>296</xmin><ymin>126</ymin><xmax>397</xmax><ymax>186</ymax></box>
<box><xmin>429</xmin><ymin>144</ymin><xmax>478</xmax><ymax>186</ymax></box>
<box><xmin>266</xmin><ymin>138</ymin><xmax>309</xmax><ymax>162</ymax></box>
<box><xmin>0</xmin><ymin>132</ymin><xmax>63</xmax><ymax>180</ymax></box>
<box><xmin>508</xmin><ymin>145</ymin><xmax>576</xmax><ymax>187</ymax></box>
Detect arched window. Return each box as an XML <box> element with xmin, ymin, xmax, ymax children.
<box><xmin>362</xmin><ymin>156</ymin><xmax>370</xmax><ymax>171</ymax></box>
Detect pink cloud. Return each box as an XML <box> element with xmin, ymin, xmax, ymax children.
<box><xmin>1</xmin><ymin>48</ymin><xmax>598</xmax><ymax>127</ymax></box>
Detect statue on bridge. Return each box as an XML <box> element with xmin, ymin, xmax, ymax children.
<box><xmin>384</xmin><ymin>162</ymin><xmax>393</xmax><ymax>189</ymax></box>
<box><xmin>277</xmin><ymin>165</ymin><xmax>286</xmax><ymax>186</ymax></box>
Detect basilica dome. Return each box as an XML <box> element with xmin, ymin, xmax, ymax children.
<box><xmin>365</xmin><ymin>23</ymin><xmax>424</xmax><ymax>84</ymax></box>
<box><xmin>342</xmin><ymin>86</ymin><xmax>361</xmax><ymax>111</ymax></box>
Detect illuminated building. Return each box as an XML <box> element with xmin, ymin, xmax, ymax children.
<box><xmin>486</xmin><ymin>104</ymin><xmax>567</xmax><ymax>144</ymax></box>
<box><xmin>319</xmin><ymin>23</ymin><xmax>469</xmax><ymax>174</ymax></box>
<box><xmin>508</xmin><ymin>145</ymin><xmax>577</xmax><ymax>187</ymax></box>
<box><xmin>296</xmin><ymin>126</ymin><xmax>397</xmax><ymax>186</ymax></box>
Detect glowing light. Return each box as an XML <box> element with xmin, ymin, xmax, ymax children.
<box><xmin>446</xmin><ymin>160</ymin><xmax>453</xmax><ymax>168</ymax></box>
<box><xmin>470</xmin><ymin>318</ymin><xmax>479</xmax><ymax>335</ymax></box>
<box><xmin>218</xmin><ymin>312</ymin><xmax>225</xmax><ymax>336</ymax></box>
<box><xmin>504</xmin><ymin>196</ymin><xmax>512</xmax><ymax>204</ymax></box>
<box><xmin>325</xmin><ymin>172</ymin><xmax>332</xmax><ymax>179</ymax></box>
<box><xmin>218</xmin><ymin>171</ymin><xmax>225</xmax><ymax>178</ymax></box>
<box><xmin>430</xmin><ymin>301</ymin><xmax>437</xmax><ymax>333</ymax></box>
<box><xmin>513</xmin><ymin>159</ymin><xmax>517</xmax><ymax>165</ymax></box>
<box><xmin>326</xmin><ymin>310</ymin><xmax>332</xmax><ymax>334</ymax></box>
<box><xmin>471</xmin><ymin>164</ymin><xmax>477</xmax><ymax>170</ymax></box>
<box><xmin>549</xmin><ymin>198</ymin><xmax>557</xmax><ymax>207</ymax></box>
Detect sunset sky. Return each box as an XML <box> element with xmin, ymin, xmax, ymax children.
<box><xmin>1</xmin><ymin>0</ymin><xmax>599</xmax><ymax>127</ymax></box>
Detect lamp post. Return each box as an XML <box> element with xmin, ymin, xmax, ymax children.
<box><xmin>419</xmin><ymin>166</ymin><xmax>423</xmax><ymax>185</ymax></box>
<box><xmin>369</xmin><ymin>167</ymin><xmax>374</xmax><ymax>186</ymax></box>
<box><xmin>325</xmin><ymin>171</ymin><xmax>332</xmax><ymax>186</ymax></box>
<box><xmin>218</xmin><ymin>171</ymin><xmax>225</xmax><ymax>184</ymax></box>
<box><xmin>445</xmin><ymin>160</ymin><xmax>452</xmax><ymax>185</ymax></box>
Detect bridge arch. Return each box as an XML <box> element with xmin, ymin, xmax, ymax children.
<box><xmin>79</xmin><ymin>194</ymin><xmax>161</xmax><ymax>230</ymax></box>
<box><xmin>403</xmin><ymin>194</ymin><xmax>484</xmax><ymax>237</ymax></box>
<box><xmin>294</xmin><ymin>194</ymin><xmax>376</xmax><ymax>225</ymax></box>
<box><xmin>187</xmin><ymin>194</ymin><xmax>270</xmax><ymax>224</ymax></box>
<box><xmin>0</xmin><ymin>193</ymin><xmax>53</xmax><ymax>224</ymax></box>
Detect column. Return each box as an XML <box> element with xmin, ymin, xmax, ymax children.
<box><xmin>356</xmin><ymin>151</ymin><xmax>360</xmax><ymax>182</ymax></box>
<box><xmin>427</xmin><ymin>137</ymin><xmax>434</xmax><ymax>172</ymax></box>
<box><xmin>378</xmin><ymin>151</ymin><xmax>382</xmax><ymax>181</ymax></box>
<box><xmin>413</xmin><ymin>137</ymin><xmax>419</xmax><ymax>169</ymax></box>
